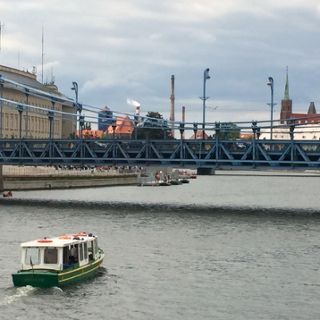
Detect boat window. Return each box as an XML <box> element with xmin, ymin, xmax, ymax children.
<box><xmin>79</xmin><ymin>243</ymin><xmax>84</xmax><ymax>261</ymax></box>
<box><xmin>63</xmin><ymin>246</ymin><xmax>70</xmax><ymax>265</ymax></box>
<box><xmin>25</xmin><ymin>247</ymin><xmax>40</xmax><ymax>265</ymax></box>
<box><xmin>88</xmin><ymin>241</ymin><xmax>94</xmax><ymax>260</ymax></box>
<box><xmin>93</xmin><ymin>239</ymin><xmax>98</xmax><ymax>255</ymax></box>
<box><xmin>44</xmin><ymin>247</ymin><xmax>58</xmax><ymax>264</ymax></box>
<box><xmin>84</xmin><ymin>242</ymin><xmax>88</xmax><ymax>259</ymax></box>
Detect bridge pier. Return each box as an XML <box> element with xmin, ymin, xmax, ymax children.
<box><xmin>197</xmin><ymin>167</ymin><xmax>215</xmax><ymax>175</ymax></box>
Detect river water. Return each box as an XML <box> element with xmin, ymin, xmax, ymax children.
<box><xmin>0</xmin><ymin>175</ymin><xmax>320</xmax><ymax>319</ymax></box>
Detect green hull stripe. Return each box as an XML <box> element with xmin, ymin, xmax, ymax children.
<box><xmin>60</xmin><ymin>255</ymin><xmax>103</xmax><ymax>277</ymax></box>
<box><xmin>59</xmin><ymin>258</ymin><xmax>103</xmax><ymax>283</ymax></box>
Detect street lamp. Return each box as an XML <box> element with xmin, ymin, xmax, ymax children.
<box><xmin>267</xmin><ymin>77</ymin><xmax>274</xmax><ymax>140</ymax></box>
<box><xmin>71</xmin><ymin>81</ymin><xmax>78</xmax><ymax>105</ymax></box>
<box><xmin>71</xmin><ymin>81</ymin><xmax>82</xmax><ymax>136</ymax></box>
<box><xmin>201</xmin><ymin>68</ymin><xmax>211</xmax><ymax>139</ymax></box>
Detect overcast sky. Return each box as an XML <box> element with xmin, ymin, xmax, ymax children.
<box><xmin>0</xmin><ymin>0</ymin><xmax>320</xmax><ymax>125</ymax></box>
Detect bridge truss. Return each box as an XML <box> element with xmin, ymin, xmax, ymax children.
<box><xmin>1</xmin><ymin>138</ymin><xmax>320</xmax><ymax>168</ymax></box>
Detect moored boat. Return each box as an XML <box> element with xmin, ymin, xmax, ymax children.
<box><xmin>12</xmin><ymin>232</ymin><xmax>104</xmax><ymax>288</ymax></box>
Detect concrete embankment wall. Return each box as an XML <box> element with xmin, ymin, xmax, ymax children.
<box><xmin>3</xmin><ymin>174</ymin><xmax>138</xmax><ymax>191</ymax></box>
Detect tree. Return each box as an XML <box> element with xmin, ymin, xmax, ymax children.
<box><xmin>134</xmin><ymin>111</ymin><xmax>172</xmax><ymax>139</ymax></box>
<box><xmin>216</xmin><ymin>122</ymin><xmax>240</xmax><ymax>140</ymax></box>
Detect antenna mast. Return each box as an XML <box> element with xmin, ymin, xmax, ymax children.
<box><xmin>0</xmin><ymin>21</ymin><xmax>4</xmax><ymax>52</ymax></box>
<box><xmin>41</xmin><ymin>26</ymin><xmax>44</xmax><ymax>83</ymax></box>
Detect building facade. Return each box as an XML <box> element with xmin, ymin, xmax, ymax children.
<box><xmin>98</xmin><ymin>106</ymin><xmax>113</xmax><ymax>131</ymax></box>
<box><xmin>260</xmin><ymin>70</ymin><xmax>320</xmax><ymax>140</ymax></box>
<box><xmin>0</xmin><ymin>65</ymin><xmax>76</xmax><ymax>139</ymax></box>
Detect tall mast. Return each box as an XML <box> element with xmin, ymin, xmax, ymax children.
<box><xmin>170</xmin><ymin>75</ymin><xmax>175</xmax><ymax>137</ymax></box>
<box><xmin>284</xmin><ymin>66</ymin><xmax>289</xmax><ymax>100</ymax></box>
<box><xmin>0</xmin><ymin>21</ymin><xmax>4</xmax><ymax>52</ymax></box>
<box><xmin>41</xmin><ymin>26</ymin><xmax>44</xmax><ymax>83</ymax></box>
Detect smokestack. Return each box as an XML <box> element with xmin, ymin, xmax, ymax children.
<box><xmin>170</xmin><ymin>75</ymin><xmax>175</xmax><ymax>137</ymax></box>
<box><xmin>181</xmin><ymin>106</ymin><xmax>185</xmax><ymax>139</ymax></box>
<box><xmin>135</xmin><ymin>106</ymin><xmax>140</xmax><ymax>115</ymax></box>
<box><xmin>182</xmin><ymin>106</ymin><xmax>185</xmax><ymax>123</ymax></box>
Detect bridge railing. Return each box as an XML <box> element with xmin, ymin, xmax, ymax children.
<box><xmin>0</xmin><ymin>137</ymin><xmax>319</xmax><ymax>168</ymax></box>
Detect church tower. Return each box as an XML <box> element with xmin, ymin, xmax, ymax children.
<box><xmin>280</xmin><ymin>68</ymin><xmax>292</xmax><ymax>124</ymax></box>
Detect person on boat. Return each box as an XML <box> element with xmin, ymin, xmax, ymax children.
<box><xmin>3</xmin><ymin>191</ymin><xmax>12</xmax><ymax>197</ymax></box>
<box><xmin>69</xmin><ymin>245</ymin><xmax>78</xmax><ymax>264</ymax></box>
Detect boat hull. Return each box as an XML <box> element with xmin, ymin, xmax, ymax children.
<box><xmin>12</xmin><ymin>252</ymin><xmax>104</xmax><ymax>288</ymax></box>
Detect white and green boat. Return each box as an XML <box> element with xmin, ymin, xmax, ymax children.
<box><xmin>12</xmin><ymin>232</ymin><xmax>104</xmax><ymax>288</ymax></box>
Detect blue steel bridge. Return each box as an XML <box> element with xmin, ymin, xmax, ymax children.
<box><xmin>1</xmin><ymin>137</ymin><xmax>320</xmax><ymax>169</ymax></box>
<box><xmin>1</xmin><ymin>76</ymin><xmax>320</xmax><ymax>169</ymax></box>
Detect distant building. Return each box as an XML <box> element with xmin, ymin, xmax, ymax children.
<box><xmin>107</xmin><ymin>116</ymin><xmax>134</xmax><ymax>138</ymax></box>
<box><xmin>189</xmin><ymin>130</ymin><xmax>209</xmax><ymax>139</ymax></box>
<box><xmin>280</xmin><ymin>69</ymin><xmax>320</xmax><ymax>125</ymax></box>
<box><xmin>98</xmin><ymin>106</ymin><xmax>113</xmax><ymax>131</ymax></box>
<box><xmin>0</xmin><ymin>64</ymin><xmax>76</xmax><ymax>138</ymax></box>
<box><xmin>80</xmin><ymin>129</ymin><xmax>104</xmax><ymax>139</ymax></box>
<box><xmin>260</xmin><ymin>69</ymin><xmax>320</xmax><ymax>140</ymax></box>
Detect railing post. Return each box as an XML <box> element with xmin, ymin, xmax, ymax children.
<box><xmin>134</xmin><ymin>115</ymin><xmax>138</xmax><ymax>140</ymax></box>
<box><xmin>25</xmin><ymin>89</ymin><xmax>30</xmax><ymax>138</ymax></box>
<box><xmin>112</xmin><ymin>119</ymin><xmax>117</xmax><ymax>159</ymax></box>
<box><xmin>16</xmin><ymin>104</ymin><xmax>24</xmax><ymax>160</ymax></box>
<box><xmin>16</xmin><ymin>104</ymin><xmax>24</xmax><ymax>140</ymax></box>
<box><xmin>179</xmin><ymin>123</ymin><xmax>185</xmax><ymax>160</ymax></box>
<box><xmin>48</xmin><ymin>110</ymin><xmax>54</xmax><ymax>160</ymax></box>
<box><xmin>215</xmin><ymin>122</ymin><xmax>220</xmax><ymax>165</ymax></box>
<box><xmin>50</xmin><ymin>99</ymin><xmax>56</xmax><ymax>139</ymax></box>
<box><xmin>0</xmin><ymin>75</ymin><xmax>4</xmax><ymax>138</ymax></box>
<box><xmin>79</xmin><ymin>115</ymin><xmax>85</xmax><ymax>161</ymax></box>
<box><xmin>251</xmin><ymin>120</ymin><xmax>257</xmax><ymax>167</ymax></box>
<box><xmin>193</xmin><ymin>123</ymin><xmax>198</xmax><ymax>139</ymax></box>
<box><xmin>289</xmin><ymin>122</ymin><xmax>295</xmax><ymax>166</ymax></box>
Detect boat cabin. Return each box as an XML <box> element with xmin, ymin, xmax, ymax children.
<box><xmin>19</xmin><ymin>232</ymin><xmax>99</xmax><ymax>271</ymax></box>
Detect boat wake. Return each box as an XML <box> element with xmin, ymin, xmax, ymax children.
<box><xmin>1</xmin><ymin>286</ymin><xmax>64</xmax><ymax>306</ymax></box>
<box><xmin>1</xmin><ymin>285</ymin><xmax>37</xmax><ymax>305</ymax></box>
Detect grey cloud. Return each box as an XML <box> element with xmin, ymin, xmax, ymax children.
<box><xmin>0</xmin><ymin>0</ymin><xmax>319</xmax><ymax>122</ymax></box>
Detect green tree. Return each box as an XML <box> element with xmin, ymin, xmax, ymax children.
<box><xmin>216</xmin><ymin>122</ymin><xmax>240</xmax><ymax>140</ymax></box>
<box><xmin>134</xmin><ymin>111</ymin><xmax>172</xmax><ymax>139</ymax></box>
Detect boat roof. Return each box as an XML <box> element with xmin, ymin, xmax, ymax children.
<box><xmin>21</xmin><ymin>232</ymin><xmax>97</xmax><ymax>248</ymax></box>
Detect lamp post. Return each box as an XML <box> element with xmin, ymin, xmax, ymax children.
<box><xmin>201</xmin><ymin>68</ymin><xmax>210</xmax><ymax>140</ymax></box>
<box><xmin>0</xmin><ymin>76</ymin><xmax>3</xmax><ymax>138</ymax></box>
<box><xmin>71</xmin><ymin>81</ymin><xmax>78</xmax><ymax>105</ymax></box>
<box><xmin>71</xmin><ymin>81</ymin><xmax>82</xmax><ymax>136</ymax></box>
<box><xmin>25</xmin><ymin>88</ymin><xmax>29</xmax><ymax>138</ymax></box>
<box><xmin>267</xmin><ymin>77</ymin><xmax>274</xmax><ymax>140</ymax></box>
<box><xmin>48</xmin><ymin>110</ymin><xmax>54</xmax><ymax>140</ymax></box>
<box><xmin>16</xmin><ymin>104</ymin><xmax>24</xmax><ymax>140</ymax></box>
<box><xmin>16</xmin><ymin>104</ymin><xmax>24</xmax><ymax>160</ymax></box>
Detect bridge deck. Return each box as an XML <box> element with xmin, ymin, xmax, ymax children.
<box><xmin>0</xmin><ymin>138</ymin><xmax>319</xmax><ymax>168</ymax></box>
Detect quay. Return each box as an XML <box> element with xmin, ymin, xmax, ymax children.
<box><xmin>0</xmin><ymin>165</ymin><xmax>139</xmax><ymax>191</ymax></box>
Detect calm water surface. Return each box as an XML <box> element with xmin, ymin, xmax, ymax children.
<box><xmin>0</xmin><ymin>175</ymin><xmax>319</xmax><ymax>319</ymax></box>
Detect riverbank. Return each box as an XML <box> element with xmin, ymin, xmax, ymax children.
<box><xmin>1</xmin><ymin>165</ymin><xmax>139</xmax><ymax>191</ymax></box>
<box><xmin>214</xmin><ymin>167</ymin><xmax>320</xmax><ymax>177</ymax></box>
